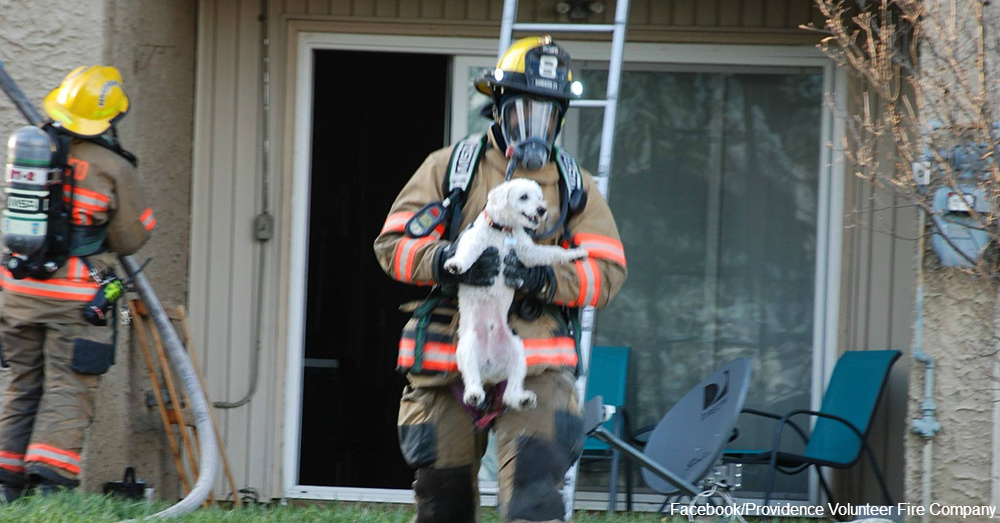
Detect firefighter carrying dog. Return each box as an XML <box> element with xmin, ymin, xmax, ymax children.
<box><xmin>374</xmin><ymin>36</ymin><xmax>627</xmax><ymax>523</ymax></box>
<box><xmin>0</xmin><ymin>65</ymin><xmax>155</xmax><ymax>501</ymax></box>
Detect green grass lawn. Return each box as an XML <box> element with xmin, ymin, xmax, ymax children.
<box><xmin>0</xmin><ymin>491</ymin><xmax>844</xmax><ymax>522</ymax></box>
<box><xmin>0</xmin><ymin>492</ymin><xmax>682</xmax><ymax>523</ymax></box>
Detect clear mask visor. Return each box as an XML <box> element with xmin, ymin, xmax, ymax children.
<box><xmin>500</xmin><ymin>97</ymin><xmax>561</xmax><ymax>149</ymax></box>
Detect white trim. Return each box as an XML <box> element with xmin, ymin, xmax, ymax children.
<box><xmin>298</xmin><ymin>32</ymin><xmax>497</xmax><ymax>56</ymax></box>
<box><xmin>284</xmin><ymin>30</ymin><xmax>838</xmax><ymax>504</ymax></box>
<box><xmin>809</xmin><ymin>61</ymin><xmax>848</xmax><ymax>505</ymax></box>
<box><xmin>285</xmin><ymin>486</ymin><xmax>415</xmax><ymax>503</ymax></box>
<box><xmin>282</xmin><ymin>32</ymin><xmax>317</xmax><ymax>499</ymax></box>
<box><xmin>296</xmin><ymin>32</ymin><xmax>830</xmax><ymax>64</ymax></box>
<box><xmin>451</xmin><ymin>55</ymin><xmax>496</xmax><ymax>143</ymax></box>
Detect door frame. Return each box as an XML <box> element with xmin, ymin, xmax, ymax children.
<box><xmin>283</xmin><ymin>30</ymin><xmax>845</xmax><ymax>504</ymax></box>
<box><xmin>283</xmin><ymin>32</ymin><xmax>497</xmax><ymax>502</ymax></box>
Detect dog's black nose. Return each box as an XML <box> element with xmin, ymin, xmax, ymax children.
<box><xmin>537</xmin><ymin>207</ymin><xmax>547</xmax><ymax>216</ymax></box>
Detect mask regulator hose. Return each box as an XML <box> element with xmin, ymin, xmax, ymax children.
<box><xmin>504</xmin><ymin>156</ymin><xmax>518</xmax><ymax>181</ymax></box>
<box><xmin>505</xmin><ymin>138</ymin><xmax>551</xmax><ymax>182</ymax></box>
<box><xmin>512</xmin><ymin>138</ymin><xmax>550</xmax><ymax>172</ymax></box>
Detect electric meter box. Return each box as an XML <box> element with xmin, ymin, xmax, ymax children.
<box><xmin>931</xmin><ymin>185</ymin><xmax>990</xmax><ymax>267</ymax></box>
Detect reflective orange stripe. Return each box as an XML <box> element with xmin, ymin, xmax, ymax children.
<box><xmin>66</xmin><ymin>258</ymin><xmax>88</xmax><ymax>281</ymax></box>
<box><xmin>0</xmin><ymin>451</ymin><xmax>25</xmax><ymax>473</ymax></box>
<box><xmin>524</xmin><ymin>337</ymin><xmax>578</xmax><ymax>367</ymax></box>
<box><xmin>1</xmin><ymin>268</ymin><xmax>99</xmax><ymax>301</ymax></box>
<box><xmin>574</xmin><ymin>233</ymin><xmax>626</xmax><ymax>266</ymax></box>
<box><xmin>420</xmin><ymin>341</ymin><xmax>459</xmax><ymax>371</ymax></box>
<box><xmin>398</xmin><ymin>336</ymin><xmax>575</xmax><ymax>371</ymax></box>
<box><xmin>397</xmin><ymin>338</ymin><xmax>458</xmax><ymax>371</ymax></box>
<box><xmin>569</xmin><ymin>258</ymin><xmax>601</xmax><ymax>308</ymax></box>
<box><xmin>574</xmin><ymin>259</ymin><xmax>589</xmax><ymax>307</ymax></box>
<box><xmin>71</xmin><ymin>200</ymin><xmax>107</xmax><ymax>212</ymax></box>
<box><xmin>66</xmin><ymin>187</ymin><xmax>110</xmax><ymax>212</ymax></box>
<box><xmin>397</xmin><ymin>340</ymin><xmax>415</xmax><ymax>368</ymax></box>
<box><xmin>382</xmin><ymin>212</ymin><xmax>415</xmax><ymax>234</ymax></box>
<box><xmin>393</xmin><ymin>236</ymin><xmax>435</xmax><ymax>285</ymax></box>
<box><xmin>63</xmin><ymin>185</ymin><xmax>110</xmax><ymax>205</ymax></box>
<box><xmin>72</xmin><ymin>208</ymin><xmax>93</xmax><ymax>225</ymax></box>
<box><xmin>25</xmin><ymin>444</ymin><xmax>81</xmax><ymax>474</ymax></box>
<box><xmin>140</xmin><ymin>208</ymin><xmax>156</xmax><ymax>231</ymax></box>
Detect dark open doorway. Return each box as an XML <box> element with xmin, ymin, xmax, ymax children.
<box><xmin>298</xmin><ymin>49</ymin><xmax>448</xmax><ymax>488</ymax></box>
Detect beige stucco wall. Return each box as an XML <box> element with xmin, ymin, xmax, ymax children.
<box><xmin>0</xmin><ymin>0</ymin><xmax>195</xmax><ymax>499</ymax></box>
<box><xmin>904</xmin><ymin>251</ymin><xmax>996</xmax><ymax>517</ymax></box>
<box><xmin>899</xmin><ymin>0</ymin><xmax>1000</xmax><ymax>517</ymax></box>
<box><xmin>100</xmin><ymin>0</ymin><xmax>197</xmax><ymax>500</ymax></box>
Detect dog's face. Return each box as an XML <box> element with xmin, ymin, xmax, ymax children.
<box><xmin>485</xmin><ymin>179</ymin><xmax>548</xmax><ymax>231</ymax></box>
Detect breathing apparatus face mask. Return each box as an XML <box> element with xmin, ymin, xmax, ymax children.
<box><xmin>499</xmin><ymin>96</ymin><xmax>562</xmax><ymax>171</ymax></box>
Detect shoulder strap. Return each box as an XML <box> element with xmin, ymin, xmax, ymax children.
<box><xmin>45</xmin><ymin>128</ymin><xmax>74</xmax><ymax>260</ymax></box>
<box><xmin>442</xmin><ymin>133</ymin><xmax>488</xmax><ymax>240</ymax></box>
<box><xmin>531</xmin><ymin>145</ymin><xmax>586</xmax><ymax>240</ymax></box>
<box><xmin>553</xmin><ymin>146</ymin><xmax>584</xmax><ymax>197</ymax></box>
<box><xmin>443</xmin><ymin>133</ymin><xmax>488</xmax><ymax>197</ymax></box>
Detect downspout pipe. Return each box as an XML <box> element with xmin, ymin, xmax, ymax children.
<box><xmin>0</xmin><ymin>60</ymin><xmax>218</xmax><ymax>519</ymax></box>
<box><xmin>911</xmin><ymin>202</ymin><xmax>941</xmax><ymax>523</ymax></box>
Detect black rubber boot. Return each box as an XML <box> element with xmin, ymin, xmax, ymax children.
<box><xmin>27</xmin><ymin>466</ymin><xmax>79</xmax><ymax>492</ymax></box>
<box><xmin>0</xmin><ymin>483</ymin><xmax>25</xmax><ymax>503</ymax></box>
<box><xmin>34</xmin><ymin>480</ymin><xmax>64</xmax><ymax>496</ymax></box>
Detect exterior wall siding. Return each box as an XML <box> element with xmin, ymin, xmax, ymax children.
<box><xmin>276</xmin><ymin>0</ymin><xmax>825</xmax><ymax>44</ymax></box>
<box><xmin>191</xmin><ymin>0</ymin><xmax>283</xmax><ymax>500</ymax></box>
<box><xmin>837</xmin><ymin>81</ymin><xmax>916</xmax><ymax>503</ymax></box>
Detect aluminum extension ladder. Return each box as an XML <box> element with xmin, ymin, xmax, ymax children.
<box><xmin>495</xmin><ymin>0</ymin><xmax>632</xmax><ymax>516</ymax></box>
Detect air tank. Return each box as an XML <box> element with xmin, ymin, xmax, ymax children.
<box><xmin>3</xmin><ymin>125</ymin><xmax>54</xmax><ymax>255</ymax></box>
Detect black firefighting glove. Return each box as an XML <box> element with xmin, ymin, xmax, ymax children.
<box><xmin>434</xmin><ymin>244</ymin><xmax>501</xmax><ymax>287</ymax></box>
<box><xmin>503</xmin><ymin>251</ymin><xmax>555</xmax><ymax>299</ymax></box>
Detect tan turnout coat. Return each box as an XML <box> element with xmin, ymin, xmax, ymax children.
<box><xmin>374</xmin><ymin>132</ymin><xmax>627</xmax><ymax>387</ymax></box>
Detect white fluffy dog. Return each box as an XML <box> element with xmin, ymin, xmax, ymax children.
<box><xmin>444</xmin><ymin>179</ymin><xmax>587</xmax><ymax>410</ymax></box>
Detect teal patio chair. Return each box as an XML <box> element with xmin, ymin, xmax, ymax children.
<box><xmin>582</xmin><ymin>345</ymin><xmax>631</xmax><ymax>513</ymax></box>
<box><xmin>724</xmin><ymin>350</ymin><xmax>901</xmax><ymax>506</ymax></box>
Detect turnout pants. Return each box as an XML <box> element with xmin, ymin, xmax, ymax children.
<box><xmin>398</xmin><ymin>370</ymin><xmax>584</xmax><ymax>523</ymax></box>
<box><xmin>0</xmin><ymin>316</ymin><xmax>114</xmax><ymax>487</ymax></box>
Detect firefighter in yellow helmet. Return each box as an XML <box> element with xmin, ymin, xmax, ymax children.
<box><xmin>374</xmin><ymin>37</ymin><xmax>627</xmax><ymax>522</ymax></box>
<box><xmin>0</xmin><ymin>65</ymin><xmax>155</xmax><ymax>501</ymax></box>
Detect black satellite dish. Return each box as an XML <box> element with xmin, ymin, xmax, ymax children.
<box><xmin>582</xmin><ymin>358</ymin><xmax>752</xmax><ymax>497</ymax></box>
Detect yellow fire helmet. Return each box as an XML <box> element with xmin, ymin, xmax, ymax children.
<box><xmin>43</xmin><ymin>65</ymin><xmax>130</xmax><ymax>137</ymax></box>
<box><xmin>475</xmin><ymin>35</ymin><xmax>582</xmax><ymax>103</ymax></box>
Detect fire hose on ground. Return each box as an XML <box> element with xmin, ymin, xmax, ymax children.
<box><xmin>0</xmin><ymin>60</ymin><xmax>218</xmax><ymax>519</ymax></box>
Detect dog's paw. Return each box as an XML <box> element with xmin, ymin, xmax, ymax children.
<box><xmin>566</xmin><ymin>248</ymin><xmax>589</xmax><ymax>261</ymax></box>
<box><xmin>443</xmin><ymin>258</ymin><xmax>467</xmax><ymax>274</ymax></box>
<box><xmin>463</xmin><ymin>387</ymin><xmax>487</xmax><ymax>408</ymax></box>
<box><xmin>503</xmin><ymin>390</ymin><xmax>537</xmax><ymax>410</ymax></box>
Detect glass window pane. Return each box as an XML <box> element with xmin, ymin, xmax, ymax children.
<box><xmin>467</xmin><ymin>67</ymin><xmax>493</xmax><ymax>138</ymax></box>
<box><xmin>579</xmin><ymin>67</ymin><xmax>824</xmax><ymax>499</ymax></box>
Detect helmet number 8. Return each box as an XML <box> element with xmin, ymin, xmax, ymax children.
<box><xmin>538</xmin><ymin>55</ymin><xmax>558</xmax><ymax>79</ymax></box>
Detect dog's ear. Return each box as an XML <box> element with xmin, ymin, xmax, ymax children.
<box><xmin>486</xmin><ymin>183</ymin><xmax>511</xmax><ymax>219</ymax></box>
